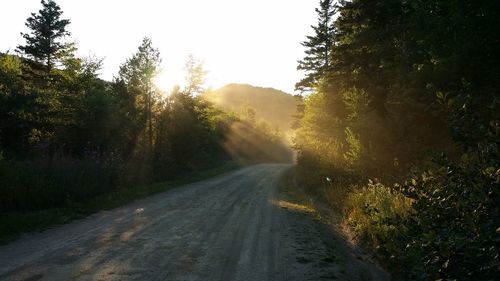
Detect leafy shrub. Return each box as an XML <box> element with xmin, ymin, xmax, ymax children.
<box><xmin>399</xmin><ymin>155</ymin><xmax>499</xmax><ymax>280</ymax></box>
<box><xmin>344</xmin><ymin>180</ymin><xmax>413</xmax><ymax>248</ymax></box>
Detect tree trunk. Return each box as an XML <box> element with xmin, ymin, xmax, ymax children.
<box><xmin>147</xmin><ymin>84</ymin><xmax>153</xmax><ymax>155</ymax></box>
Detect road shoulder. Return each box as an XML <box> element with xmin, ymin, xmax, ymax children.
<box><xmin>276</xmin><ymin>167</ymin><xmax>390</xmax><ymax>281</ymax></box>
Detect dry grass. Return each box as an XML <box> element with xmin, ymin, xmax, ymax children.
<box><xmin>342</xmin><ymin>181</ymin><xmax>413</xmax><ymax>247</ymax></box>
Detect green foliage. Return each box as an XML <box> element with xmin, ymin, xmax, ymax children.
<box><xmin>17</xmin><ymin>0</ymin><xmax>71</xmax><ymax>72</ymax></box>
<box><xmin>296</xmin><ymin>0</ymin><xmax>337</xmax><ymax>92</ymax></box>
<box><xmin>0</xmin><ymin>54</ymin><xmax>22</xmax><ymax>87</ymax></box>
<box><xmin>342</xmin><ymin>87</ymin><xmax>369</xmax><ymax>121</ymax></box>
<box><xmin>344</xmin><ymin>180</ymin><xmax>413</xmax><ymax>249</ymax></box>
<box><xmin>119</xmin><ymin>37</ymin><xmax>161</xmax><ymax>90</ymax></box>
<box><xmin>397</xmin><ymin>111</ymin><xmax>500</xmax><ymax>280</ymax></box>
<box><xmin>199</xmin><ymin>100</ymin><xmax>292</xmax><ymax>164</ymax></box>
<box><xmin>343</xmin><ymin>127</ymin><xmax>362</xmax><ymax>168</ymax></box>
<box><xmin>152</xmin><ymin>89</ymin><xmax>228</xmax><ymax>176</ymax></box>
<box><xmin>0</xmin><ymin>162</ymin><xmax>239</xmax><ymax>244</ymax></box>
<box><xmin>1</xmin><ymin>1</ymin><xmax>290</xmax><ymax>243</ymax></box>
<box><xmin>294</xmin><ymin>0</ymin><xmax>500</xmax><ymax>280</ymax></box>
<box><xmin>0</xmin><ymin>156</ymin><xmax>120</xmax><ymax>212</ymax></box>
<box><xmin>295</xmin><ymin>90</ymin><xmax>342</xmax><ymax>171</ymax></box>
<box><xmin>118</xmin><ymin>37</ymin><xmax>162</xmax><ymax>155</ymax></box>
<box><xmin>203</xmin><ymin>83</ymin><xmax>297</xmax><ymax>140</ymax></box>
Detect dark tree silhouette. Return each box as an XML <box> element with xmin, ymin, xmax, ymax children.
<box><xmin>17</xmin><ymin>0</ymin><xmax>70</xmax><ymax>73</ymax></box>
<box><xmin>119</xmin><ymin>37</ymin><xmax>161</xmax><ymax>155</ymax></box>
<box><xmin>295</xmin><ymin>0</ymin><xmax>336</xmax><ymax>92</ymax></box>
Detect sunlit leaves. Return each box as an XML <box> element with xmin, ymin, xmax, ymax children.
<box><xmin>294</xmin><ymin>0</ymin><xmax>500</xmax><ymax>280</ymax></box>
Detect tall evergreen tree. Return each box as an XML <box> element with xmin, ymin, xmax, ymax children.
<box><xmin>17</xmin><ymin>0</ymin><xmax>71</xmax><ymax>73</ymax></box>
<box><xmin>296</xmin><ymin>0</ymin><xmax>336</xmax><ymax>92</ymax></box>
<box><xmin>118</xmin><ymin>37</ymin><xmax>161</xmax><ymax>154</ymax></box>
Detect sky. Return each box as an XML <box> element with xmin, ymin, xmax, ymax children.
<box><xmin>1</xmin><ymin>0</ymin><xmax>318</xmax><ymax>94</ymax></box>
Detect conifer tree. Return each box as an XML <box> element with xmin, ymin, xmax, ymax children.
<box><xmin>296</xmin><ymin>0</ymin><xmax>336</xmax><ymax>92</ymax></box>
<box><xmin>17</xmin><ymin>0</ymin><xmax>71</xmax><ymax>73</ymax></box>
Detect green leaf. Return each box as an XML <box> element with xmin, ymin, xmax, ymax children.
<box><xmin>461</xmin><ymin>153</ymin><xmax>469</xmax><ymax>163</ymax></box>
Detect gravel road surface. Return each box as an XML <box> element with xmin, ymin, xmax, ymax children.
<box><xmin>0</xmin><ymin>164</ymin><xmax>388</xmax><ymax>281</ymax></box>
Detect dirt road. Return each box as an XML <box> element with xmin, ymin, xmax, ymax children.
<box><xmin>0</xmin><ymin>164</ymin><xmax>388</xmax><ymax>281</ymax></box>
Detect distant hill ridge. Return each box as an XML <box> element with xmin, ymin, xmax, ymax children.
<box><xmin>203</xmin><ymin>83</ymin><xmax>297</xmax><ymax>137</ymax></box>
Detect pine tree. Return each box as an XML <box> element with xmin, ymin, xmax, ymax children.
<box><xmin>296</xmin><ymin>0</ymin><xmax>336</xmax><ymax>92</ymax></box>
<box><xmin>119</xmin><ymin>37</ymin><xmax>162</xmax><ymax>154</ymax></box>
<box><xmin>17</xmin><ymin>0</ymin><xmax>71</xmax><ymax>73</ymax></box>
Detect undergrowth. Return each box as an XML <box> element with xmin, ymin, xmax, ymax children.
<box><xmin>0</xmin><ymin>161</ymin><xmax>239</xmax><ymax>244</ymax></box>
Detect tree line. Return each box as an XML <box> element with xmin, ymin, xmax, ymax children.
<box><xmin>0</xmin><ymin>0</ymin><xmax>289</xmax><ymax>218</ymax></box>
<box><xmin>294</xmin><ymin>0</ymin><xmax>499</xmax><ymax>280</ymax></box>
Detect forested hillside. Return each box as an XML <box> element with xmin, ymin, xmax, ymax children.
<box><xmin>294</xmin><ymin>0</ymin><xmax>499</xmax><ymax>280</ymax></box>
<box><xmin>203</xmin><ymin>83</ymin><xmax>297</xmax><ymax>140</ymax></box>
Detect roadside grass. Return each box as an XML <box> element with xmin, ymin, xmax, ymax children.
<box><xmin>342</xmin><ymin>181</ymin><xmax>413</xmax><ymax>247</ymax></box>
<box><xmin>290</xmin><ymin>166</ymin><xmax>413</xmax><ymax>248</ymax></box>
<box><xmin>277</xmin><ymin>166</ymin><xmax>354</xmax><ymax>274</ymax></box>
<box><xmin>291</xmin><ymin>165</ymin><xmax>415</xmax><ymax>279</ymax></box>
<box><xmin>0</xmin><ymin>162</ymin><xmax>240</xmax><ymax>245</ymax></box>
<box><xmin>288</xmin><ymin>166</ymin><xmax>413</xmax><ymax>245</ymax></box>
<box><xmin>277</xmin><ymin>166</ymin><xmax>317</xmax><ymax>216</ymax></box>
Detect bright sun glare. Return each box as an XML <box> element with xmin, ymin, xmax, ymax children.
<box><xmin>0</xmin><ymin>0</ymin><xmax>318</xmax><ymax>94</ymax></box>
<box><xmin>153</xmin><ymin>71</ymin><xmax>182</xmax><ymax>94</ymax></box>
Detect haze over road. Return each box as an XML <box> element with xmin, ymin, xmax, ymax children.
<box><xmin>0</xmin><ymin>164</ymin><xmax>388</xmax><ymax>281</ymax></box>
